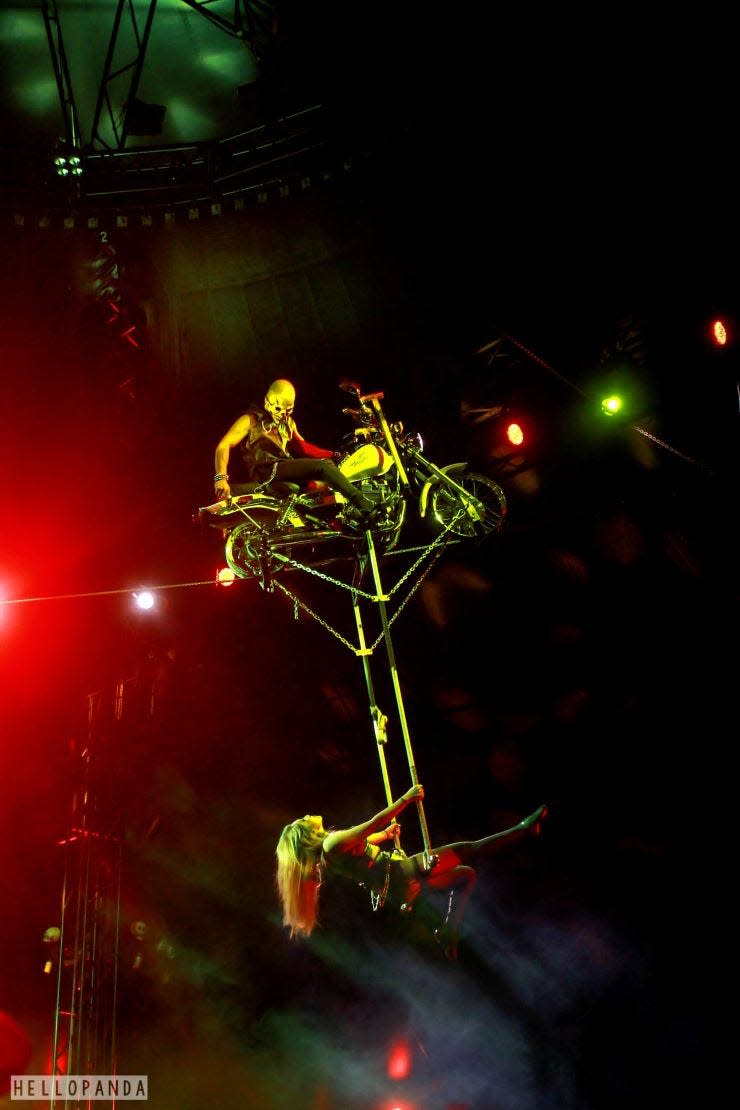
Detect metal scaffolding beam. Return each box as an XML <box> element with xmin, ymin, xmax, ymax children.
<box><xmin>41</xmin><ymin>0</ymin><xmax>83</xmax><ymax>150</ymax></box>
<box><xmin>89</xmin><ymin>0</ymin><xmax>159</xmax><ymax>151</ymax></box>
<box><xmin>76</xmin><ymin>1</ymin><xmax>276</xmax><ymax>153</ymax></box>
<box><xmin>49</xmin><ymin>691</ymin><xmax>124</xmax><ymax>1107</ymax></box>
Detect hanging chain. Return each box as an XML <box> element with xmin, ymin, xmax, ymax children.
<box><xmin>366</xmin><ymin>541</ymin><xmax>449</xmax><ymax>651</ymax></box>
<box><xmin>367</xmin><ymin>854</ymin><xmax>392</xmax><ymax>911</ymax></box>
<box><xmin>267</xmin><ymin>507</ymin><xmax>465</xmax><ymax>653</ymax></box>
<box><xmin>386</xmin><ymin>539</ymin><xmax>461</xmax><ymax>557</ymax></box>
<box><xmin>273</xmin><ymin>579</ymin><xmax>361</xmax><ymax>652</ymax></box>
<box><xmin>383</xmin><ymin>516</ymin><xmax>461</xmax><ymax>597</ymax></box>
<box><xmin>632</xmin><ymin>424</ymin><xmax>717</xmax><ymax>473</ymax></box>
<box><xmin>269</xmin><ymin>551</ymin><xmax>378</xmax><ymax>599</ymax></box>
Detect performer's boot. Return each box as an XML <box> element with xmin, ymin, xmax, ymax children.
<box><xmin>470</xmin><ymin>804</ymin><xmax>548</xmax><ymax>857</ymax></box>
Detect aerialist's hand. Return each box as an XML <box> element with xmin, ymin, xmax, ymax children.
<box><xmin>401</xmin><ymin>783</ymin><xmax>424</xmax><ymax>804</ymax></box>
<box><xmin>327</xmin><ymin>783</ymin><xmax>425</xmax><ymax>855</ymax></box>
<box><xmin>384</xmin><ymin>820</ymin><xmax>401</xmax><ymax>840</ymax></box>
<box><xmin>214</xmin><ymin>477</ymin><xmax>231</xmax><ymax>501</ymax></box>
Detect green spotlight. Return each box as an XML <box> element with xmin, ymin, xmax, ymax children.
<box><xmin>601</xmin><ymin>394</ymin><xmax>623</xmax><ymax>417</ymax></box>
<box><xmin>52</xmin><ymin>144</ymin><xmax>84</xmax><ymax>178</ymax></box>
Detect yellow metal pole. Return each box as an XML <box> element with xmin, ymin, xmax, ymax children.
<box><xmin>362</xmin><ymin>529</ymin><xmax>432</xmax><ymax>865</ymax></box>
<box><xmin>368</xmin><ymin>397</ymin><xmax>410</xmax><ymax>485</ymax></box>
<box><xmin>351</xmin><ymin>555</ymin><xmax>394</xmax><ymax>808</ymax></box>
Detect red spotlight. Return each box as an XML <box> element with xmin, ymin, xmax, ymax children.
<box><xmin>505</xmin><ymin>420</ymin><xmax>525</xmax><ymax>447</ymax></box>
<box><xmin>387</xmin><ymin>1037</ymin><xmax>412</xmax><ymax>1080</ymax></box>
<box><xmin>133</xmin><ymin>590</ymin><xmax>155</xmax><ymax>610</ymax></box>
<box><xmin>709</xmin><ymin>318</ymin><xmax>729</xmax><ymax>347</ymax></box>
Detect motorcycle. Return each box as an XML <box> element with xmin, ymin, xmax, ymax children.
<box><xmin>196</xmin><ymin>381</ymin><xmax>508</xmax><ymax>582</ymax></box>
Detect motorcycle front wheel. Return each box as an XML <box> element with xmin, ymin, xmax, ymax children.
<box><xmin>427</xmin><ymin>472</ymin><xmax>507</xmax><ymax>538</ymax></box>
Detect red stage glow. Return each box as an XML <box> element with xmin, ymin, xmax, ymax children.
<box><xmin>387</xmin><ymin>1036</ymin><xmax>412</xmax><ymax>1080</ymax></box>
<box><xmin>0</xmin><ymin>1010</ymin><xmax>33</xmax><ymax>1096</ymax></box>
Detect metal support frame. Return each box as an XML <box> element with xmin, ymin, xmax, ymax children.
<box><xmin>90</xmin><ymin>0</ymin><xmax>159</xmax><ymax>151</ymax></box>
<box><xmin>84</xmin><ymin>0</ymin><xmax>275</xmax><ymax>153</ymax></box>
<box><xmin>177</xmin><ymin>1</ymin><xmax>276</xmax><ymax>48</ymax></box>
<box><xmin>352</xmin><ymin>532</ymin><xmax>433</xmax><ymax>867</ymax></box>
<box><xmin>49</xmin><ymin>691</ymin><xmax>123</xmax><ymax>1106</ymax></box>
<box><xmin>41</xmin><ymin>0</ymin><xmax>82</xmax><ymax>151</ymax></box>
<box><xmin>27</xmin><ymin>0</ymin><xmax>332</xmax><ymax>207</ymax></box>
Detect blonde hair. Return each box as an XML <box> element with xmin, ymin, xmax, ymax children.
<box><xmin>275</xmin><ymin>818</ymin><xmax>325</xmax><ymax>937</ymax></box>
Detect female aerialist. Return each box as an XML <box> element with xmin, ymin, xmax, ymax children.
<box><xmin>275</xmin><ymin>784</ymin><xmax>548</xmax><ymax>960</ymax></box>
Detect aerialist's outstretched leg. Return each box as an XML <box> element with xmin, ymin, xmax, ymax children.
<box><xmin>398</xmin><ymin>804</ymin><xmax>548</xmax><ymax>960</ymax></box>
<box><xmin>429</xmin><ymin>803</ymin><xmax>548</xmax><ymax>867</ymax></box>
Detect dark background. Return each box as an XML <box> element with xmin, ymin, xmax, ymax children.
<box><xmin>1</xmin><ymin>5</ymin><xmax>736</xmax><ymax>1108</ymax></box>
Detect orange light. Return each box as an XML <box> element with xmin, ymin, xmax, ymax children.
<box><xmin>505</xmin><ymin>421</ymin><xmax>524</xmax><ymax>447</ymax></box>
<box><xmin>710</xmin><ymin>318</ymin><xmax>728</xmax><ymax>346</ymax></box>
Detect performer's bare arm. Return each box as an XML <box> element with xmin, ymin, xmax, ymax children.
<box><xmin>322</xmin><ymin>785</ymin><xmax>423</xmax><ymax>855</ymax></box>
<box><xmin>213</xmin><ymin>413</ymin><xmax>255</xmax><ymax>499</ymax></box>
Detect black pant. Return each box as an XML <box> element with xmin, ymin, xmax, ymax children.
<box><xmin>270</xmin><ymin>458</ymin><xmax>370</xmax><ymax>510</ymax></box>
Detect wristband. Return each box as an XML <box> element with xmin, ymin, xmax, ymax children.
<box><xmin>214</xmin><ymin>473</ymin><xmax>228</xmax><ymax>481</ymax></box>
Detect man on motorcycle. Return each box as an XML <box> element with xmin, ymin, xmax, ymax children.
<box><xmin>212</xmin><ymin>379</ymin><xmax>378</xmax><ymax>525</ymax></box>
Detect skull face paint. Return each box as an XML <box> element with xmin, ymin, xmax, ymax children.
<box><xmin>264</xmin><ymin>379</ymin><xmax>296</xmax><ymax>424</ymax></box>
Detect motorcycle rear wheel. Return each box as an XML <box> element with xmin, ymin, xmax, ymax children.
<box><xmin>427</xmin><ymin>472</ymin><xmax>507</xmax><ymax>538</ymax></box>
<box><xmin>224</xmin><ymin>505</ymin><xmax>288</xmax><ymax>580</ymax></box>
<box><xmin>224</xmin><ymin>505</ymin><xmax>378</xmax><ymax>580</ymax></box>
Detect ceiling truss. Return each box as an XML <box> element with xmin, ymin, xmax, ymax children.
<box><xmin>30</xmin><ymin>1</ymin><xmax>335</xmax><ymax>207</ymax></box>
